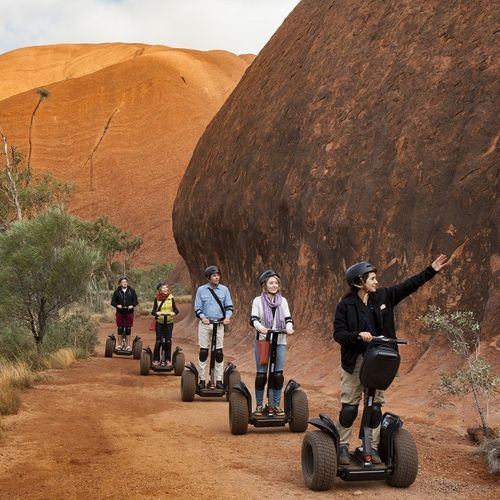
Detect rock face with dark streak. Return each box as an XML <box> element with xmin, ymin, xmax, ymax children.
<box><xmin>173</xmin><ymin>0</ymin><xmax>499</xmax><ymax>347</ymax></box>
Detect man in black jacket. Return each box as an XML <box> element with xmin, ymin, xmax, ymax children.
<box><xmin>111</xmin><ymin>276</ymin><xmax>139</xmax><ymax>350</ymax></box>
<box><xmin>333</xmin><ymin>254</ymin><xmax>449</xmax><ymax>465</ymax></box>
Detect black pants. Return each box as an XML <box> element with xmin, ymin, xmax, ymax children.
<box><xmin>154</xmin><ymin>322</ymin><xmax>173</xmax><ymax>362</ymax></box>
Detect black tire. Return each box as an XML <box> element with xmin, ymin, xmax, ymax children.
<box><xmin>225</xmin><ymin>370</ymin><xmax>241</xmax><ymax>401</ymax></box>
<box><xmin>386</xmin><ymin>428</ymin><xmax>419</xmax><ymax>488</ymax></box>
<box><xmin>181</xmin><ymin>369</ymin><xmax>196</xmax><ymax>402</ymax></box>
<box><xmin>140</xmin><ymin>351</ymin><xmax>150</xmax><ymax>376</ymax></box>
<box><xmin>288</xmin><ymin>389</ymin><xmax>309</xmax><ymax>433</ymax></box>
<box><xmin>174</xmin><ymin>352</ymin><xmax>185</xmax><ymax>376</ymax></box>
<box><xmin>301</xmin><ymin>430</ymin><xmax>337</xmax><ymax>491</ymax></box>
<box><xmin>229</xmin><ymin>391</ymin><xmax>248</xmax><ymax>435</ymax></box>
<box><xmin>132</xmin><ymin>339</ymin><xmax>143</xmax><ymax>359</ymax></box>
<box><xmin>104</xmin><ymin>338</ymin><xmax>114</xmax><ymax>358</ymax></box>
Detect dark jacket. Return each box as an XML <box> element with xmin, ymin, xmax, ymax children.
<box><xmin>333</xmin><ymin>266</ymin><xmax>437</xmax><ymax>373</ymax></box>
<box><xmin>111</xmin><ymin>287</ymin><xmax>139</xmax><ymax>313</ymax></box>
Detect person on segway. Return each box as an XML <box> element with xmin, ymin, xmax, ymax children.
<box><xmin>333</xmin><ymin>254</ymin><xmax>450</xmax><ymax>466</ymax></box>
<box><xmin>111</xmin><ymin>276</ymin><xmax>139</xmax><ymax>350</ymax></box>
<box><xmin>250</xmin><ymin>270</ymin><xmax>294</xmax><ymax>417</ymax></box>
<box><xmin>193</xmin><ymin>265</ymin><xmax>234</xmax><ymax>390</ymax></box>
<box><xmin>151</xmin><ymin>283</ymin><xmax>179</xmax><ymax>366</ymax></box>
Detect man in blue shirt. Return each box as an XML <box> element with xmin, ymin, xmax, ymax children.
<box><xmin>194</xmin><ymin>265</ymin><xmax>234</xmax><ymax>389</ymax></box>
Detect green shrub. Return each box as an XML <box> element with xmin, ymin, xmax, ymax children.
<box><xmin>43</xmin><ymin>312</ymin><xmax>98</xmax><ymax>359</ymax></box>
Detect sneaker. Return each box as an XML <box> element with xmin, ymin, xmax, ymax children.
<box><xmin>273</xmin><ymin>406</ymin><xmax>285</xmax><ymax>416</ymax></box>
<box><xmin>152</xmin><ymin>361</ymin><xmax>159</xmax><ymax>366</ymax></box>
<box><xmin>339</xmin><ymin>446</ymin><xmax>350</xmax><ymax>465</ymax></box>
<box><xmin>370</xmin><ymin>448</ymin><xmax>382</xmax><ymax>464</ymax></box>
<box><xmin>126</xmin><ymin>346</ymin><xmax>132</xmax><ymax>351</ymax></box>
<box><xmin>215</xmin><ymin>381</ymin><xmax>224</xmax><ymax>390</ymax></box>
<box><xmin>254</xmin><ymin>405</ymin><xmax>263</xmax><ymax>416</ymax></box>
<box><xmin>197</xmin><ymin>380</ymin><xmax>206</xmax><ymax>390</ymax></box>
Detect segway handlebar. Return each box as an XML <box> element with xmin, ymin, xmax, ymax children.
<box><xmin>208</xmin><ymin>319</ymin><xmax>225</xmax><ymax>325</ymax></box>
<box><xmin>371</xmin><ymin>336</ymin><xmax>408</xmax><ymax>345</ymax></box>
<box><xmin>265</xmin><ymin>329</ymin><xmax>288</xmax><ymax>335</ymax></box>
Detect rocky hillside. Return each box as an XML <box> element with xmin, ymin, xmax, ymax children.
<box><xmin>173</xmin><ymin>0</ymin><xmax>498</xmax><ymax>364</ymax></box>
<box><xmin>0</xmin><ymin>43</ymin><xmax>253</xmax><ymax>266</ymax></box>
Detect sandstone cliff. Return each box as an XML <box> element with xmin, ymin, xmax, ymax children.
<box><xmin>173</xmin><ymin>0</ymin><xmax>499</xmax><ymax>361</ymax></box>
<box><xmin>0</xmin><ymin>43</ymin><xmax>252</xmax><ymax>266</ymax></box>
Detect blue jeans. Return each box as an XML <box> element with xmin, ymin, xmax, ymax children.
<box><xmin>254</xmin><ymin>341</ymin><xmax>287</xmax><ymax>407</ymax></box>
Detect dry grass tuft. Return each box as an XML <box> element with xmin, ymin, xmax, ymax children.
<box><xmin>0</xmin><ymin>361</ymin><xmax>36</xmax><ymax>415</ymax></box>
<box><xmin>42</xmin><ymin>348</ymin><xmax>77</xmax><ymax>370</ymax></box>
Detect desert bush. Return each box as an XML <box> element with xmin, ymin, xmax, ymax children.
<box><xmin>0</xmin><ymin>207</ymin><xmax>99</xmax><ymax>345</ymax></box>
<box><xmin>43</xmin><ymin>312</ymin><xmax>98</xmax><ymax>359</ymax></box>
<box><xmin>421</xmin><ymin>306</ymin><xmax>500</xmax><ymax>438</ymax></box>
<box><xmin>480</xmin><ymin>438</ymin><xmax>500</xmax><ymax>476</ymax></box>
<box><xmin>42</xmin><ymin>348</ymin><xmax>77</xmax><ymax>370</ymax></box>
<box><xmin>0</xmin><ymin>361</ymin><xmax>36</xmax><ymax>390</ymax></box>
<box><xmin>0</xmin><ymin>322</ymin><xmax>37</xmax><ymax>365</ymax></box>
<box><xmin>0</xmin><ymin>361</ymin><xmax>36</xmax><ymax>415</ymax></box>
<box><xmin>0</xmin><ymin>384</ymin><xmax>21</xmax><ymax>415</ymax></box>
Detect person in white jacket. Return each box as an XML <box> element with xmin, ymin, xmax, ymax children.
<box><xmin>249</xmin><ymin>270</ymin><xmax>294</xmax><ymax>416</ymax></box>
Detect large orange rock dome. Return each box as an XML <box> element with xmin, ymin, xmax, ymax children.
<box><xmin>0</xmin><ymin>43</ymin><xmax>253</xmax><ymax>267</ymax></box>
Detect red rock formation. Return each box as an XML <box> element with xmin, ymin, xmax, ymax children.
<box><xmin>0</xmin><ymin>43</ymin><xmax>252</xmax><ymax>266</ymax></box>
<box><xmin>173</xmin><ymin>0</ymin><xmax>499</xmax><ymax>357</ymax></box>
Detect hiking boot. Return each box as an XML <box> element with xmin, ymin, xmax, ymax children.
<box><xmin>254</xmin><ymin>405</ymin><xmax>263</xmax><ymax>416</ymax></box>
<box><xmin>370</xmin><ymin>448</ymin><xmax>382</xmax><ymax>464</ymax></box>
<box><xmin>215</xmin><ymin>381</ymin><xmax>224</xmax><ymax>390</ymax></box>
<box><xmin>339</xmin><ymin>446</ymin><xmax>350</xmax><ymax>465</ymax></box>
<box><xmin>197</xmin><ymin>380</ymin><xmax>206</xmax><ymax>390</ymax></box>
<box><xmin>273</xmin><ymin>406</ymin><xmax>285</xmax><ymax>416</ymax></box>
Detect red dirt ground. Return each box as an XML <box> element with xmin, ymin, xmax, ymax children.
<box><xmin>0</xmin><ymin>307</ymin><xmax>498</xmax><ymax>499</ymax></box>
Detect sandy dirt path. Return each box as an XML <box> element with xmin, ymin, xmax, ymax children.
<box><xmin>0</xmin><ymin>309</ymin><xmax>497</xmax><ymax>499</ymax></box>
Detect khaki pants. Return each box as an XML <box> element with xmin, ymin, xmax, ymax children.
<box><xmin>198</xmin><ymin>321</ymin><xmax>224</xmax><ymax>382</ymax></box>
<box><xmin>336</xmin><ymin>354</ymin><xmax>385</xmax><ymax>447</ymax></box>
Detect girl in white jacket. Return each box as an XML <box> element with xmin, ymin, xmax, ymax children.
<box><xmin>249</xmin><ymin>270</ymin><xmax>294</xmax><ymax>416</ymax></box>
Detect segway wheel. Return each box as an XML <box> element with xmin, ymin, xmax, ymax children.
<box><xmin>301</xmin><ymin>430</ymin><xmax>337</xmax><ymax>491</ymax></box>
<box><xmin>225</xmin><ymin>370</ymin><xmax>241</xmax><ymax>401</ymax></box>
<box><xmin>174</xmin><ymin>352</ymin><xmax>185</xmax><ymax>376</ymax></box>
<box><xmin>229</xmin><ymin>391</ymin><xmax>248</xmax><ymax>435</ymax></box>
<box><xmin>140</xmin><ymin>351</ymin><xmax>151</xmax><ymax>376</ymax></box>
<box><xmin>288</xmin><ymin>389</ymin><xmax>309</xmax><ymax>433</ymax></box>
<box><xmin>386</xmin><ymin>428</ymin><xmax>418</xmax><ymax>488</ymax></box>
<box><xmin>104</xmin><ymin>338</ymin><xmax>114</xmax><ymax>358</ymax></box>
<box><xmin>132</xmin><ymin>339</ymin><xmax>143</xmax><ymax>359</ymax></box>
<box><xmin>181</xmin><ymin>370</ymin><xmax>196</xmax><ymax>402</ymax></box>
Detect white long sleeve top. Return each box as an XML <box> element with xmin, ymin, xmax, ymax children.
<box><xmin>250</xmin><ymin>295</ymin><xmax>294</xmax><ymax>345</ymax></box>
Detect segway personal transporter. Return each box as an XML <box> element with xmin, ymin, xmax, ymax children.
<box><xmin>181</xmin><ymin>320</ymin><xmax>240</xmax><ymax>401</ymax></box>
<box><xmin>301</xmin><ymin>336</ymin><xmax>418</xmax><ymax>490</ymax></box>
<box><xmin>140</xmin><ymin>313</ymin><xmax>185</xmax><ymax>375</ymax></box>
<box><xmin>228</xmin><ymin>329</ymin><xmax>309</xmax><ymax>434</ymax></box>
<box><xmin>104</xmin><ymin>308</ymin><xmax>142</xmax><ymax>359</ymax></box>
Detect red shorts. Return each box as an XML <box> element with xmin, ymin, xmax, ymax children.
<box><xmin>116</xmin><ymin>312</ymin><xmax>134</xmax><ymax>329</ymax></box>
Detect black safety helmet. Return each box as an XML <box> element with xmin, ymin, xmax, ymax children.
<box><xmin>259</xmin><ymin>269</ymin><xmax>280</xmax><ymax>287</ymax></box>
<box><xmin>345</xmin><ymin>262</ymin><xmax>377</xmax><ymax>286</ymax></box>
<box><xmin>204</xmin><ymin>265</ymin><xmax>221</xmax><ymax>278</ymax></box>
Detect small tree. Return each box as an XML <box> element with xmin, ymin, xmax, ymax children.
<box><xmin>77</xmin><ymin>215</ymin><xmax>143</xmax><ymax>288</ymax></box>
<box><xmin>0</xmin><ymin>131</ymin><xmax>74</xmax><ymax>229</ymax></box>
<box><xmin>421</xmin><ymin>306</ymin><xmax>500</xmax><ymax>437</ymax></box>
<box><xmin>0</xmin><ymin>206</ymin><xmax>98</xmax><ymax>345</ymax></box>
